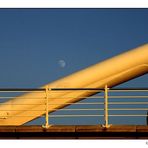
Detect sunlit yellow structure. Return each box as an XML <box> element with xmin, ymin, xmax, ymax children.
<box><xmin>0</xmin><ymin>44</ymin><xmax>148</xmax><ymax>125</ymax></box>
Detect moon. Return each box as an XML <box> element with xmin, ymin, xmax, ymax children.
<box><xmin>58</xmin><ymin>60</ymin><xmax>66</xmax><ymax>68</ymax></box>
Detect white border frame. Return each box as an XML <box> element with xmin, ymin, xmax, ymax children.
<box><xmin>0</xmin><ymin>0</ymin><xmax>148</xmax><ymax>8</ymax></box>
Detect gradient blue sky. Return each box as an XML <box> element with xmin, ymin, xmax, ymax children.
<box><xmin>0</xmin><ymin>9</ymin><xmax>148</xmax><ymax>125</ymax></box>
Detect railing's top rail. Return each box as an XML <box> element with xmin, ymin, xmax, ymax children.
<box><xmin>0</xmin><ymin>88</ymin><xmax>148</xmax><ymax>92</ymax></box>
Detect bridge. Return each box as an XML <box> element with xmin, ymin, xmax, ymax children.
<box><xmin>0</xmin><ymin>87</ymin><xmax>148</xmax><ymax>139</ymax></box>
<box><xmin>0</xmin><ymin>44</ymin><xmax>148</xmax><ymax>139</ymax></box>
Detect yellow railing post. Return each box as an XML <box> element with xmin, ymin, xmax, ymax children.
<box><xmin>102</xmin><ymin>85</ymin><xmax>111</xmax><ymax>128</ymax></box>
<box><xmin>42</xmin><ymin>86</ymin><xmax>51</xmax><ymax>128</ymax></box>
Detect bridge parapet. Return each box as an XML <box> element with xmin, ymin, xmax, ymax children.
<box><xmin>0</xmin><ymin>87</ymin><xmax>148</xmax><ymax>127</ymax></box>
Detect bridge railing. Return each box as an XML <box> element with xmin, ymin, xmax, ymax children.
<box><xmin>0</xmin><ymin>86</ymin><xmax>148</xmax><ymax>128</ymax></box>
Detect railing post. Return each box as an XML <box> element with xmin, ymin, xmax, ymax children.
<box><xmin>42</xmin><ymin>86</ymin><xmax>51</xmax><ymax>128</ymax></box>
<box><xmin>102</xmin><ymin>85</ymin><xmax>111</xmax><ymax>128</ymax></box>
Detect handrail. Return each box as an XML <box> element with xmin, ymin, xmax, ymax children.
<box><xmin>0</xmin><ymin>87</ymin><xmax>148</xmax><ymax>91</ymax></box>
<box><xmin>0</xmin><ymin>87</ymin><xmax>148</xmax><ymax>128</ymax></box>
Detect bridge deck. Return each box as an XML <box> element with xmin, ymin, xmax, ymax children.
<box><xmin>0</xmin><ymin>125</ymin><xmax>148</xmax><ymax>139</ymax></box>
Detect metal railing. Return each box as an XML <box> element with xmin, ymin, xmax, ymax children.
<box><xmin>0</xmin><ymin>86</ymin><xmax>148</xmax><ymax>128</ymax></box>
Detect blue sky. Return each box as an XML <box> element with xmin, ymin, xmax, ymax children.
<box><xmin>0</xmin><ymin>9</ymin><xmax>148</xmax><ymax>125</ymax></box>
